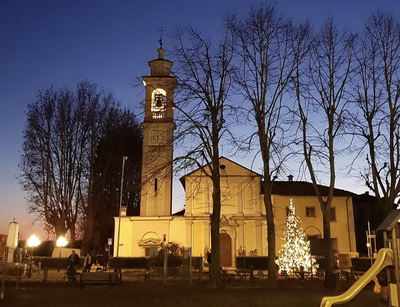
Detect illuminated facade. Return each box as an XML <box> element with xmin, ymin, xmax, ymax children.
<box><xmin>114</xmin><ymin>49</ymin><xmax>357</xmax><ymax>266</ymax></box>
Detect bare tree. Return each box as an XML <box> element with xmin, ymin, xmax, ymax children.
<box><xmin>19</xmin><ymin>81</ymin><xmax>138</xmax><ymax>243</ymax></box>
<box><xmin>350</xmin><ymin>12</ymin><xmax>400</xmax><ymax>218</ymax></box>
<box><xmin>232</xmin><ymin>4</ymin><xmax>312</xmax><ymax>286</ymax></box>
<box><xmin>20</xmin><ymin>85</ymin><xmax>84</xmax><ymax>239</ymax></box>
<box><xmin>294</xmin><ymin>19</ymin><xmax>355</xmax><ymax>288</ymax></box>
<box><xmin>171</xmin><ymin>24</ymin><xmax>236</xmax><ymax>287</ymax></box>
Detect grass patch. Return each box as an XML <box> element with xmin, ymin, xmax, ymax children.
<box><xmin>1</xmin><ymin>282</ymin><xmax>387</xmax><ymax>307</ymax></box>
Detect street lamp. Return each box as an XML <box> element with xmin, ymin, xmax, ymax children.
<box><xmin>27</xmin><ymin>235</ymin><xmax>41</xmax><ymax>278</ymax></box>
<box><xmin>116</xmin><ymin>156</ymin><xmax>128</xmax><ymax>257</ymax></box>
<box><xmin>56</xmin><ymin>236</ymin><xmax>68</xmax><ymax>272</ymax></box>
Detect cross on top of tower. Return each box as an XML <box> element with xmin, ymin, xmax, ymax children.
<box><xmin>158</xmin><ymin>26</ymin><xmax>165</xmax><ymax>48</ymax></box>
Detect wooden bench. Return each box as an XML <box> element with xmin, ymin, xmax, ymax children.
<box><xmin>221</xmin><ymin>269</ymin><xmax>236</xmax><ymax>282</ymax></box>
<box><xmin>80</xmin><ymin>271</ymin><xmax>120</xmax><ymax>288</ymax></box>
<box><xmin>279</xmin><ymin>270</ymin><xmax>291</xmax><ymax>281</ymax></box>
<box><xmin>143</xmin><ymin>269</ymin><xmax>153</xmax><ymax>282</ymax></box>
<box><xmin>253</xmin><ymin>270</ymin><xmax>267</xmax><ymax>281</ymax></box>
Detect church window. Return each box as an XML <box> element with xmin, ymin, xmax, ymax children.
<box><xmin>154</xmin><ymin>178</ymin><xmax>158</xmax><ymax>191</ymax></box>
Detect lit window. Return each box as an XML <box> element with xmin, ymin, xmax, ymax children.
<box><xmin>305</xmin><ymin>207</ymin><xmax>316</xmax><ymax>217</ymax></box>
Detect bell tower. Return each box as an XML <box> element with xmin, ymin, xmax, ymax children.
<box><xmin>140</xmin><ymin>47</ymin><xmax>177</xmax><ymax>216</ymax></box>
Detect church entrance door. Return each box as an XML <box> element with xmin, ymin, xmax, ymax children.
<box><xmin>220</xmin><ymin>233</ymin><xmax>232</xmax><ymax>267</ymax></box>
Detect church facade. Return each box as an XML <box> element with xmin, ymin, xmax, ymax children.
<box><xmin>113</xmin><ymin>49</ymin><xmax>357</xmax><ymax>266</ymax></box>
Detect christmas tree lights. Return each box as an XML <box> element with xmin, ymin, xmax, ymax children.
<box><xmin>276</xmin><ymin>199</ymin><xmax>318</xmax><ymax>274</ymax></box>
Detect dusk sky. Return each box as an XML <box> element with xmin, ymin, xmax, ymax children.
<box><xmin>1</xmin><ymin>0</ymin><xmax>399</xmax><ymax>240</ymax></box>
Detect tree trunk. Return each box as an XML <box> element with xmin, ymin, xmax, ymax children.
<box><xmin>266</xmin><ymin>218</ymin><xmax>277</xmax><ymax>285</ymax></box>
<box><xmin>82</xmin><ymin>206</ymin><xmax>94</xmax><ymax>254</ymax></box>
<box><xmin>322</xmin><ymin>207</ymin><xmax>336</xmax><ymax>289</ymax></box>
<box><xmin>54</xmin><ymin>221</ymin><xmax>67</xmax><ymax>240</ymax></box>
<box><xmin>210</xmin><ymin>158</ymin><xmax>222</xmax><ymax>287</ymax></box>
<box><xmin>263</xmin><ymin>182</ymin><xmax>277</xmax><ymax>286</ymax></box>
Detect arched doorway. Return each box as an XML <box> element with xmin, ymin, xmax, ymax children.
<box><xmin>220</xmin><ymin>232</ymin><xmax>232</xmax><ymax>267</ymax></box>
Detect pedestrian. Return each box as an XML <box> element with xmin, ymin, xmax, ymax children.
<box><xmin>67</xmin><ymin>250</ymin><xmax>80</xmax><ymax>278</ymax></box>
<box><xmin>83</xmin><ymin>252</ymin><xmax>92</xmax><ymax>272</ymax></box>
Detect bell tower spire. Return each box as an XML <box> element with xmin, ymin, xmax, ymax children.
<box><xmin>140</xmin><ymin>46</ymin><xmax>177</xmax><ymax>217</ymax></box>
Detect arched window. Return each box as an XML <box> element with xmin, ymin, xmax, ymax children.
<box><xmin>151</xmin><ymin>88</ymin><xmax>166</xmax><ymax>119</ymax></box>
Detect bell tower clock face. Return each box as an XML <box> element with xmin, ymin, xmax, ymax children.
<box><xmin>151</xmin><ymin>130</ymin><xmax>165</xmax><ymax>144</ymax></box>
<box><xmin>151</xmin><ymin>88</ymin><xmax>166</xmax><ymax>119</ymax></box>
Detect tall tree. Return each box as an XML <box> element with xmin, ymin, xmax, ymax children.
<box><xmin>20</xmin><ymin>85</ymin><xmax>85</xmax><ymax>239</ymax></box>
<box><xmin>350</xmin><ymin>12</ymin><xmax>400</xmax><ymax>218</ymax></box>
<box><xmin>294</xmin><ymin>19</ymin><xmax>355</xmax><ymax>288</ymax></box>
<box><xmin>171</xmin><ymin>24</ymin><xmax>236</xmax><ymax>287</ymax></box>
<box><xmin>88</xmin><ymin>112</ymin><xmax>142</xmax><ymax>254</ymax></box>
<box><xmin>19</xmin><ymin>81</ymin><xmax>141</xmax><ymax>244</ymax></box>
<box><xmin>232</xmin><ymin>4</ymin><xmax>311</xmax><ymax>286</ymax></box>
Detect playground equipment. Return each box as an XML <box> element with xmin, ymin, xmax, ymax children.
<box><xmin>320</xmin><ymin>209</ymin><xmax>400</xmax><ymax>307</ymax></box>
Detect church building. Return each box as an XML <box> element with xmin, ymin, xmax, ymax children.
<box><xmin>113</xmin><ymin>48</ymin><xmax>357</xmax><ymax>266</ymax></box>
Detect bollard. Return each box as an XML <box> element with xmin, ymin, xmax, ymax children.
<box><xmin>199</xmin><ymin>264</ymin><xmax>203</xmax><ymax>282</ymax></box>
<box><xmin>42</xmin><ymin>268</ymin><xmax>48</xmax><ymax>282</ymax></box>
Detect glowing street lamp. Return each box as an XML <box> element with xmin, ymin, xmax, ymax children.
<box><xmin>27</xmin><ymin>235</ymin><xmax>41</xmax><ymax>278</ymax></box>
<box><xmin>56</xmin><ymin>236</ymin><xmax>68</xmax><ymax>272</ymax></box>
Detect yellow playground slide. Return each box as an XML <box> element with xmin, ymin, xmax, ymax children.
<box><xmin>320</xmin><ymin>248</ymin><xmax>394</xmax><ymax>307</ymax></box>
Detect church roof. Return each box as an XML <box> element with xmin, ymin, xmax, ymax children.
<box><xmin>179</xmin><ymin>156</ymin><xmax>261</xmax><ymax>189</ymax></box>
<box><xmin>179</xmin><ymin>157</ymin><xmax>355</xmax><ymax>197</ymax></box>
<box><xmin>270</xmin><ymin>181</ymin><xmax>356</xmax><ymax>197</ymax></box>
<box><xmin>172</xmin><ymin>209</ymin><xmax>185</xmax><ymax>216</ymax></box>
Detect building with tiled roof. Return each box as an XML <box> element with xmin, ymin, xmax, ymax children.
<box><xmin>114</xmin><ymin>48</ymin><xmax>357</xmax><ymax>266</ymax></box>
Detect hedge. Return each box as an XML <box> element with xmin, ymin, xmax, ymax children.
<box><xmin>236</xmin><ymin>257</ymin><xmax>268</xmax><ymax>270</ymax></box>
<box><xmin>109</xmin><ymin>256</ymin><xmax>203</xmax><ymax>269</ymax></box>
<box><xmin>32</xmin><ymin>257</ymin><xmax>83</xmax><ymax>269</ymax></box>
<box><xmin>351</xmin><ymin>257</ymin><xmax>374</xmax><ymax>272</ymax></box>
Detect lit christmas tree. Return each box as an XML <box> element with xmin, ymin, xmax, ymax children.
<box><xmin>276</xmin><ymin>198</ymin><xmax>318</xmax><ymax>274</ymax></box>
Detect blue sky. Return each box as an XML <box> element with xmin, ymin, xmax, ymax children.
<box><xmin>1</xmin><ymin>0</ymin><xmax>399</xmax><ymax>239</ymax></box>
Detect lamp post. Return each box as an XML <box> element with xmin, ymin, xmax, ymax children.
<box><xmin>116</xmin><ymin>155</ymin><xmax>128</xmax><ymax>257</ymax></box>
<box><xmin>56</xmin><ymin>236</ymin><xmax>68</xmax><ymax>272</ymax></box>
<box><xmin>27</xmin><ymin>235</ymin><xmax>41</xmax><ymax>278</ymax></box>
